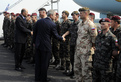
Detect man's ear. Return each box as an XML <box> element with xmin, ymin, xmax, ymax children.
<box><xmin>108</xmin><ymin>23</ymin><xmax>111</xmax><ymax>26</ymax></box>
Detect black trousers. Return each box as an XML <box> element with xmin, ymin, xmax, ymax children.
<box><xmin>70</xmin><ymin>45</ymin><xmax>75</xmax><ymax>72</ymax></box>
<box><xmin>92</xmin><ymin>68</ymin><xmax>110</xmax><ymax>82</ymax></box>
<box><xmin>35</xmin><ymin>48</ymin><xmax>51</xmax><ymax>82</ymax></box>
<box><xmin>14</xmin><ymin>43</ymin><xmax>25</xmax><ymax>68</ymax></box>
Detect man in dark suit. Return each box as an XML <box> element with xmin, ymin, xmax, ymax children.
<box><xmin>14</xmin><ymin>8</ymin><xmax>33</xmax><ymax>71</ymax></box>
<box><xmin>33</xmin><ymin>10</ymin><xmax>65</xmax><ymax>82</ymax></box>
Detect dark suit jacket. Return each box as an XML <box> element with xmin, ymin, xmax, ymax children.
<box><xmin>33</xmin><ymin>17</ymin><xmax>63</xmax><ymax>52</ymax></box>
<box><xmin>15</xmin><ymin>14</ymin><xmax>31</xmax><ymax>43</ymax></box>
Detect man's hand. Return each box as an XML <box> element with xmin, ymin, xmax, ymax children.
<box><xmin>112</xmin><ymin>50</ymin><xmax>118</xmax><ymax>56</ymax></box>
<box><xmin>31</xmin><ymin>31</ymin><xmax>33</xmax><ymax>35</ymax></box>
<box><xmin>62</xmin><ymin>34</ymin><xmax>65</xmax><ymax>38</ymax></box>
<box><xmin>62</xmin><ymin>36</ymin><xmax>66</xmax><ymax>42</ymax></box>
<box><xmin>33</xmin><ymin>43</ymin><xmax>35</xmax><ymax>47</ymax></box>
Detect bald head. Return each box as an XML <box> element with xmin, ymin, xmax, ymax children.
<box><xmin>21</xmin><ymin>8</ymin><xmax>28</xmax><ymax>17</ymax></box>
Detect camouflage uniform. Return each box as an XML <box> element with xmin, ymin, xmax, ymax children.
<box><xmin>52</xmin><ymin>20</ymin><xmax>61</xmax><ymax>65</ymax></box>
<box><xmin>2</xmin><ymin>17</ymin><xmax>10</xmax><ymax>46</ymax></box>
<box><xmin>68</xmin><ymin>20</ymin><xmax>80</xmax><ymax>74</ymax></box>
<box><xmin>110</xmin><ymin>27</ymin><xmax>121</xmax><ymax>81</ymax></box>
<box><xmin>59</xmin><ymin>19</ymin><xmax>71</xmax><ymax>70</ymax></box>
<box><xmin>25</xmin><ymin>21</ymin><xmax>32</xmax><ymax>59</ymax></box>
<box><xmin>74</xmin><ymin>19</ymin><xmax>97</xmax><ymax>82</ymax></box>
<box><xmin>93</xmin><ymin>30</ymin><xmax>118</xmax><ymax>82</ymax></box>
<box><xmin>29</xmin><ymin>22</ymin><xmax>36</xmax><ymax>63</ymax></box>
<box><xmin>116</xmin><ymin>32</ymin><xmax>121</xmax><ymax>82</ymax></box>
<box><xmin>9</xmin><ymin>19</ymin><xmax>15</xmax><ymax>49</ymax></box>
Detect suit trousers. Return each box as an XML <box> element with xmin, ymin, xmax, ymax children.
<box><xmin>35</xmin><ymin>48</ymin><xmax>51</xmax><ymax>82</ymax></box>
<box><xmin>14</xmin><ymin>43</ymin><xmax>25</xmax><ymax>68</ymax></box>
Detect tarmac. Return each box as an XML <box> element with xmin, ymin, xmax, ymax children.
<box><xmin>0</xmin><ymin>40</ymin><xmax>76</xmax><ymax>82</ymax></box>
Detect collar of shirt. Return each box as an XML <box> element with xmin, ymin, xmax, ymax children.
<box><xmin>81</xmin><ymin>18</ymin><xmax>90</xmax><ymax>26</ymax></box>
<box><xmin>100</xmin><ymin>30</ymin><xmax>111</xmax><ymax>37</ymax></box>
<box><xmin>110</xmin><ymin>26</ymin><xmax>121</xmax><ymax>32</ymax></box>
<box><xmin>21</xmin><ymin>14</ymin><xmax>26</xmax><ymax>19</ymax></box>
<box><xmin>46</xmin><ymin>17</ymin><xmax>53</xmax><ymax>21</ymax></box>
<box><xmin>73</xmin><ymin>20</ymin><xmax>80</xmax><ymax>25</ymax></box>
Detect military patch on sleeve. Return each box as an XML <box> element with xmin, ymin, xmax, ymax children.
<box><xmin>98</xmin><ymin>30</ymin><xmax>101</xmax><ymax>33</ymax></box>
<box><xmin>91</xmin><ymin>27</ymin><xmax>95</xmax><ymax>30</ymax></box>
<box><xmin>115</xmin><ymin>40</ymin><xmax>118</xmax><ymax>43</ymax></box>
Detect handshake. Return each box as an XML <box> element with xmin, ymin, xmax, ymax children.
<box><xmin>62</xmin><ymin>34</ymin><xmax>66</xmax><ymax>42</ymax></box>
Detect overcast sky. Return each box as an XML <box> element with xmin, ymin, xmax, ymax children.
<box><xmin>0</xmin><ymin>0</ymin><xmax>100</xmax><ymax>18</ymax></box>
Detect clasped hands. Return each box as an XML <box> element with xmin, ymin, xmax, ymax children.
<box><xmin>62</xmin><ymin>34</ymin><xmax>66</xmax><ymax>42</ymax></box>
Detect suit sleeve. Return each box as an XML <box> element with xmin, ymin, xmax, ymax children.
<box><xmin>16</xmin><ymin>17</ymin><xmax>31</xmax><ymax>33</ymax></box>
<box><xmin>51</xmin><ymin>24</ymin><xmax>63</xmax><ymax>41</ymax></box>
<box><xmin>33</xmin><ymin>22</ymin><xmax>37</xmax><ymax>44</ymax></box>
<box><xmin>88</xmin><ymin>23</ymin><xmax>97</xmax><ymax>43</ymax></box>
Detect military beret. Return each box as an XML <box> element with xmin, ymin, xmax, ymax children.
<box><xmin>28</xmin><ymin>14</ymin><xmax>31</xmax><ymax>16</ymax></box>
<box><xmin>16</xmin><ymin>13</ymin><xmax>20</xmax><ymax>16</ymax></box>
<box><xmin>3</xmin><ymin>11</ymin><xmax>7</xmax><ymax>13</ymax></box>
<box><xmin>99</xmin><ymin>18</ymin><xmax>111</xmax><ymax>23</ymax></box>
<box><xmin>38</xmin><ymin>8</ymin><xmax>46</xmax><ymax>12</ymax></box>
<box><xmin>5</xmin><ymin>12</ymin><xmax>9</xmax><ymax>14</ymax></box>
<box><xmin>56</xmin><ymin>13</ymin><xmax>59</xmax><ymax>15</ymax></box>
<box><xmin>31</xmin><ymin>13</ymin><xmax>37</xmax><ymax>16</ymax></box>
<box><xmin>110</xmin><ymin>16</ymin><xmax>120</xmax><ymax>20</ymax></box>
<box><xmin>11</xmin><ymin>13</ymin><xmax>15</xmax><ymax>16</ymax></box>
<box><xmin>89</xmin><ymin>12</ymin><xmax>95</xmax><ymax>16</ymax></box>
<box><xmin>78</xmin><ymin>7</ymin><xmax>90</xmax><ymax>12</ymax></box>
<box><xmin>11</xmin><ymin>12</ymin><xmax>14</xmax><ymax>15</ymax></box>
<box><xmin>71</xmin><ymin>11</ymin><xmax>79</xmax><ymax>16</ymax></box>
<box><xmin>62</xmin><ymin>10</ymin><xmax>69</xmax><ymax>16</ymax></box>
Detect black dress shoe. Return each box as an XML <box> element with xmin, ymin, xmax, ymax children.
<box><xmin>66</xmin><ymin>71</ymin><xmax>74</xmax><ymax>76</ymax></box>
<box><xmin>56</xmin><ymin>66</ymin><xmax>65</xmax><ymax>70</ymax></box>
<box><xmin>20</xmin><ymin>65</ymin><xmax>26</xmax><ymax>69</ymax></box>
<box><xmin>15</xmin><ymin>67</ymin><xmax>23</xmax><ymax>71</ymax></box>
<box><xmin>70</xmin><ymin>75</ymin><xmax>76</xmax><ymax>79</ymax></box>
<box><xmin>46</xmin><ymin>78</ymin><xmax>51</xmax><ymax>82</ymax></box>
<box><xmin>1</xmin><ymin>43</ymin><xmax>5</xmax><ymax>45</ymax></box>
<box><xmin>63</xmin><ymin>70</ymin><xmax>70</xmax><ymax>75</ymax></box>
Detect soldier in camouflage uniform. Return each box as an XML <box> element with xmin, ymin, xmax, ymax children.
<box><xmin>74</xmin><ymin>7</ymin><xmax>97</xmax><ymax>82</ymax></box>
<box><xmin>3</xmin><ymin>12</ymin><xmax>10</xmax><ymax>47</ymax></box>
<box><xmin>2</xmin><ymin>11</ymin><xmax>7</xmax><ymax>45</ymax></box>
<box><xmin>56</xmin><ymin>11</ymin><xmax>71</xmax><ymax>74</ymax></box>
<box><xmin>27</xmin><ymin>13</ymin><xmax>37</xmax><ymax>64</ymax></box>
<box><xmin>116</xmin><ymin>31</ymin><xmax>121</xmax><ymax>82</ymax></box>
<box><xmin>8</xmin><ymin>13</ymin><xmax>16</xmax><ymax>49</ymax></box>
<box><xmin>93</xmin><ymin>18</ymin><xmax>118</xmax><ymax>82</ymax></box>
<box><xmin>110</xmin><ymin>16</ymin><xmax>121</xmax><ymax>82</ymax></box>
<box><xmin>25</xmin><ymin>14</ymin><xmax>32</xmax><ymax>60</ymax></box>
<box><xmin>52</xmin><ymin>13</ymin><xmax>61</xmax><ymax>67</ymax></box>
<box><xmin>62</xmin><ymin>11</ymin><xmax>80</xmax><ymax>77</ymax></box>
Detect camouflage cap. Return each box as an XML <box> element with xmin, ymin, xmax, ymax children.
<box><xmin>71</xmin><ymin>11</ymin><xmax>79</xmax><ymax>16</ymax></box>
<box><xmin>62</xmin><ymin>10</ymin><xmax>69</xmax><ymax>17</ymax></box>
<box><xmin>78</xmin><ymin>7</ymin><xmax>90</xmax><ymax>12</ymax></box>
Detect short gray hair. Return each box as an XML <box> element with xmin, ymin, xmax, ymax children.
<box><xmin>47</xmin><ymin>10</ymin><xmax>55</xmax><ymax>16</ymax></box>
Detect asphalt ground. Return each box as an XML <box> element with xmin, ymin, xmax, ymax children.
<box><xmin>0</xmin><ymin>40</ymin><xmax>76</xmax><ymax>82</ymax></box>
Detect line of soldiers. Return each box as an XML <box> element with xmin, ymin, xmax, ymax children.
<box><xmin>1</xmin><ymin>7</ymin><xmax>121</xmax><ymax>82</ymax></box>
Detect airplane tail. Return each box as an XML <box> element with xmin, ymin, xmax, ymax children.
<box><xmin>5</xmin><ymin>4</ymin><xmax>10</xmax><ymax>11</ymax></box>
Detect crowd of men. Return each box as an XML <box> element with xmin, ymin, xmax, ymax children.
<box><xmin>1</xmin><ymin>7</ymin><xmax>121</xmax><ymax>82</ymax></box>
